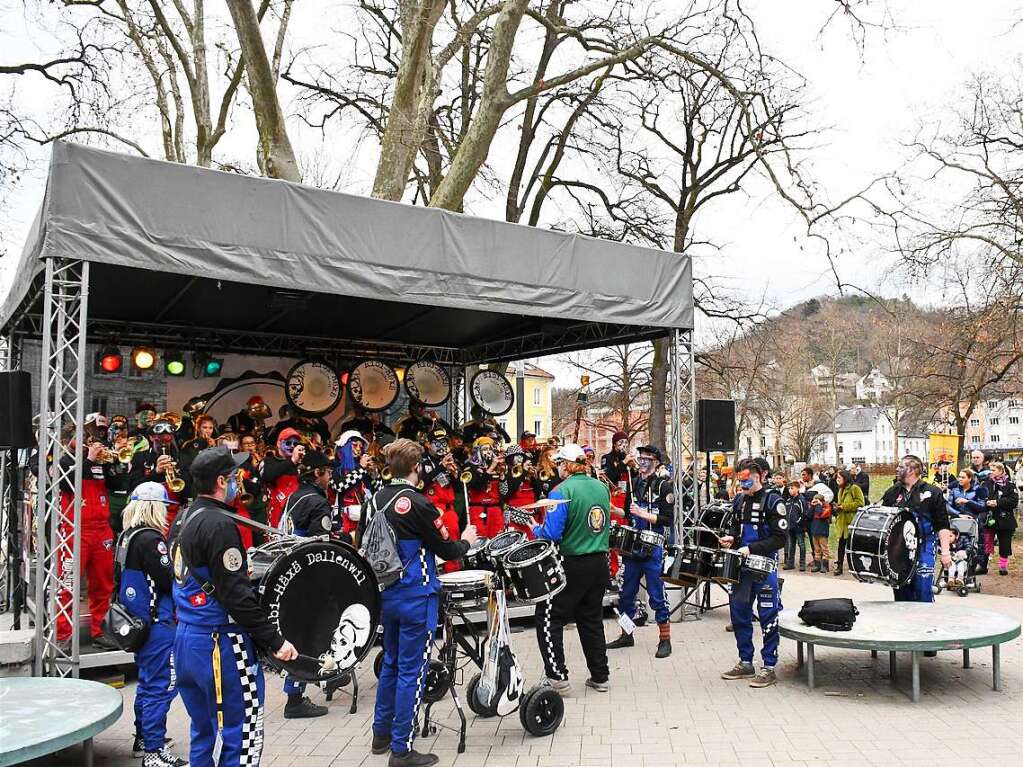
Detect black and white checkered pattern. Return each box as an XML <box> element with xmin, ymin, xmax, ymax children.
<box><xmin>419</xmin><ymin>549</ymin><xmax>429</xmax><ymax>586</ymax></box>
<box><xmin>406</xmin><ymin>630</ymin><xmax>434</xmax><ymax>752</ymax></box>
<box><xmin>537</xmin><ymin>601</ymin><xmax>566</xmax><ymax>680</ymax></box>
<box><xmin>229</xmin><ymin>634</ymin><xmax>264</xmax><ymax>767</ymax></box>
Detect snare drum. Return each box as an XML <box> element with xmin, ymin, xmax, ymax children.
<box><xmin>439</xmin><ymin>569</ymin><xmax>493</xmax><ymax>607</ymax></box>
<box><xmin>712</xmin><ymin>549</ymin><xmax>743</xmax><ymax>584</ymax></box>
<box><xmin>461</xmin><ymin>537</ymin><xmax>491</xmax><ymax>571</ymax></box>
<box><xmin>247</xmin><ymin>538</ymin><xmax>297</xmax><ymax>583</ymax></box>
<box><xmin>609</xmin><ymin>525</ymin><xmax>639</xmax><ymax>555</ymax></box>
<box><xmin>743</xmin><ymin>554</ymin><xmax>777</xmax><ymax>580</ymax></box>
<box><xmin>486</xmin><ymin>530</ymin><xmax>526</xmax><ymax>572</ymax></box>
<box><xmin>662</xmin><ymin>544</ymin><xmax>712</xmax><ymax>585</ymax></box>
<box><xmin>636</xmin><ymin>529</ymin><xmax>665</xmax><ymax>557</ymax></box>
<box><xmin>501</xmin><ymin>540</ymin><xmax>566</xmax><ymax>604</ymax></box>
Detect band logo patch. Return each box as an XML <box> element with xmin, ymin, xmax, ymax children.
<box><xmin>432</xmin><ymin>515</ymin><xmax>450</xmax><ymax>540</ymax></box>
<box><xmin>587</xmin><ymin>505</ymin><xmax>606</xmax><ymax>533</ymax></box>
<box><xmin>395</xmin><ymin>496</ymin><xmax>412</xmax><ymax>515</ymax></box>
<box><xmin>223</xmin><ymin>548</ymin><xmax>244</xmax><ymax>572</ymax></box>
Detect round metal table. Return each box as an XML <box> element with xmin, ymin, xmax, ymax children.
<box><xmin>0</xmin><ymin>677</ymin><xmax>123</xmax><ymax>766</ymax></box>
<box><xmin>779</xmin><ymin>601</ymin><xmax>1021</xmax><ymax>702</ymax></box>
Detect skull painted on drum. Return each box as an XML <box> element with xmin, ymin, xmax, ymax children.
<box><xmin>902</xmin><ymin>520</ymin><xmax>918</xmax><ymax>561</ymax></box>
<box><xmin>329</xmin><ymin>603</ymin><xmax>373</xmax><ymax>670</ymax></box>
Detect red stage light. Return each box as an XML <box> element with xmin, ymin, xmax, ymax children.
<box><xmin>97</xmin><ymin>346</ymin><xmax>122</xmax><ymax>374</ymax></box>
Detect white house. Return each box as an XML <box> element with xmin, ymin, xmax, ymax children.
<box><xmin>962</xmin><ymin>396</ymin><xmax>1023</xmax><ymax>452</ymax></box>
<box><xmin>855</xmin><ymin>368</ymin><xmax>892</xmax><ymax>402</ymax></box>
<box><xmin>812</xmin><ymin>406</ymin><xmax>928</xmax><ymax>466</ymax></box>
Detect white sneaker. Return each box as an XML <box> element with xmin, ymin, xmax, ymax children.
<box><xmin>546</xmin><ymin>677</ymin><xmax>571</xmax><ymax>693</ymax></box>
<box><xmin>585</xmin><ymin>678</ymin><xmax>609</xmax><ymax>693</ymax></box>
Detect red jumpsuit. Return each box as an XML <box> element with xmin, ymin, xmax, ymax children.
<box><xmin>56</xmin><ymin>460</ymin><xmax>114</xmax><ymax>641</ymax></box>
<box><xmin>467</xmin><ymin>471</ymin><xmax>504</xmax><ymax>539</ymax></box>
<box><xmin>425</xmin><ymin>471</ymin><xmax>460</xmax><ymax>573</ymax></box>
<box><xmin>330</xmin><ymin>467</ymin><xmax>372</xmax><ymax>537</ymax></box>
<box><xmin>505</xmin><ymin>476</ymin><xmax>538</xmax><ymax>539</ymax></box>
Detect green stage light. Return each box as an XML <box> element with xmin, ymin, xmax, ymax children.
<box><xmin>164</xmin><ymin>350</ymin><xmax>186</xmax><ymax>377</ymax></box>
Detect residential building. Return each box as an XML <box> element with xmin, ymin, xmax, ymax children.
<box><xmin>855</xmin><ymin>367</ymin><xmax>892</xmax><ymax>402</ymax></box>
<box><xmin>962</xmin><ymin>397</ymin><xmax>1023</xmax><ymax>452</ymax></box>
<box><xmin>495</xmin><ymin>363</ymin><xmax>555</xmax><ymax>441</ymax></box>
<box><xmin>812</xmin><ymin>406</ymin><xmax>928</xmax><ymax>466</ymax></box>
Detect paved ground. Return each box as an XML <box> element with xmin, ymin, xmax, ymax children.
<box><xmin>25</xmin><ymin>570</ymin><xmax>1023</xmax><ymax>766</ymax></box>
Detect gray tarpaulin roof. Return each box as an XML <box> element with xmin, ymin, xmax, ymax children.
<box><xmin>1</xmin><ymin>142</ymin><xmax>692</xmax><ymax>363</ymax></box>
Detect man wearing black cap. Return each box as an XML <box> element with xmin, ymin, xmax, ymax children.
<box><xmin>607</xmin><ymin>444</ymin><xmax>675</xmax><ymax>659</ymax></box>
<box><xmin>170</xmin><ymin>446</ymin><xmax>298</xmax><ymax>767</ymax></box>
<box><xmin>601</xmin><ymin>430</ymin><xmax>637</xmax><ymax>514</ymax></box>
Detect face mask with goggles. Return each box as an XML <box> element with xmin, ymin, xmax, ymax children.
<box><xmin>151</xmin><ymin>421</ymin><xmax>175</xmax><ymax>436</ymax></box>
<box><xmin>429</xmin><ymin>439</ymin><xmax>449</xmax><ymax>456</ymax></box>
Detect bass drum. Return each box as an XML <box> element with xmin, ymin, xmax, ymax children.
<box><xmin>404</xmin><ymin>361</ymin><xmax>451</xmax><ymax>407</ymax></box>
<box><xmin>348</xmin><ymin>360</ymin><xmax>401</xmax><ymax>412</ymax></box>
<box><xmin>257</xmin><ymin>540</ymin><xmax>380</xmax><ymax>683</ymax></box>
<box><xmin>470</xmin><ymin>370</ymin><xmax>515</xmax><ymax>416</ymax></box>
<box><xmin>846</xmin><ymin>506</ymin><xmax>921</xmax><ymax>588</ymax></box>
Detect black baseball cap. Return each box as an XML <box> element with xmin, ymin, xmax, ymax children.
<box><xmin>638</xmin><ymin>444</ymin><xmax>662</xmax><ymax>461</ymax></box>
<box><xmin>301</xmin><ymin>451</ymin><xmax>331</xmax><ymax>471</ymax></box>
<box><xmin>190</xmin><ymin>446</ymin><xmax>248</xmax><ymax>482</ymax></box>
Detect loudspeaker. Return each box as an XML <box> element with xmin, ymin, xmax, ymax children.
<box><xmin>0</xmin><ymin>371</ymin><xmax>34</xmax><ymax>449</ymax></box>
<box><xmin>697</xmin><ymin>398</ymin><xmax>735</xmax><ymax>452</ymax></box>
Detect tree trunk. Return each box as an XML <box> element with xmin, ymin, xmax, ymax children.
<box><xmin>224</xmin><ymin>0</ymin><xmax>300</xmax><ymax>181</ymax></box>
<box><xmin>372</xmin><ymin>0</ymin><xmax>446</xmax><ymax>201</ymax></box>
<box><xmin>649</xmin><ymin>337</ymin><xmax>668</xmax><ymax>451</ymax></box>
<box><xmin>429</xmin><ymin>0</ymin><xmax>529</xmax><ymax>210</ymax></box>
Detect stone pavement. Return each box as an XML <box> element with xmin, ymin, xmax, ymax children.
<box><xmin>27</xmin><ymin>571</ymin><xmax>1023</xmax><ymax>766</ymax></box>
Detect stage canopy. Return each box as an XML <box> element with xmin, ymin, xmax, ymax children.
<box><xmin>1</xmin><ymin>142</ymin><xmax>693</xmax><ymax>364</ymax></box>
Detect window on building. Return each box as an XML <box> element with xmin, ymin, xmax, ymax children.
<box><xmin>1008</xmin><ymin>399</ymin><xmax>1020</xmax><ymax>408</ymax></box>
<box><xmin>990</xmin><ymin>434</ymin><xmax>1000</xmax><ymax>443</ymax></box>
<box><xmin>970</xmin><ymin>419</ymin><xmax>980</xmax><ymax>427</ymax></box>
<box><xmin>971</xmin><ymin>436</ymin><xmax>981</xmax><ymax>444</ymax></box>
<box><xmin>1010</xmin><ymin>416</ymin><xmax>1020</xmax><ymax>425</ymax></box>
<box><xmin>990</xmin><ymin>417</ymin><xmax>1000</xmax><ymax>426</ymax></box>
<box><xmin>533</xmin><ymin>387</ymin><xmax>541</xmax><ymax>406</ymax></box>
<box><xmin>986</xmin><ymin>400</ymin><xmax>998</xmax><ymax>409</ymax></box>
<box><xmin>90</xmin><ymin>396</ymin><xmax>108</xmax><ymax>414</ymax></box>
<box><xmin>851</xmin><ymin>456</ymin><xmax>866</xmax><ymax>464</ymax></box>
<box><xmin>853</xmin><ymin>440</ymin><xmax>862</xmax><ymax>450</ymax></box>
<box><xmin>498</xmin><ymin>418</ymin><xmax>507</xmax><ymax>432</ymax></box>
<box><xmin>760</xmin><ymin>435</ymin><xmax>767</xmax><ymax>448</ymax></box>
<box><xmin>534</xmin><ymin>419</ymin><xmax>542</xmax><ymax>437</ymax></box>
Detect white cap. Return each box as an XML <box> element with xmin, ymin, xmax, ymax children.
<box><xmin>85</xmin><ymin>413</ymin><xmax>109</xmax><ymax>427</ymax></box>
<box><xmin>809</xmin><ymin>483</ymin><xmax>834</xmax><ymax>504</ymax></box>
<box><xmin>554</xmin><ymin>443</ymin><xmax>587</xmax><ymax>464</ymax></box>
<box><xmin>334</xmin><ymin>429</ymin><xmax>369</xmax><ymax>447</ymax></box>
<box><xmin>130</xmin><ymin>481</ymin><xmax>171</xmax><ymax>504</ymax></box>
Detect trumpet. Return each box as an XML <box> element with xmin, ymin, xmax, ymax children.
<box><xmin>93</xmin><ymin>446</ymin><xmax>115</xmax><ymax>464</ymax></box>
<box><xmin>511</xmin><ymin>463</ymin><xmax>524</xmax><ymax>479</ymax></box>
<box><xmin>381</xmin><ymin>466</ymin><xmax>393</xmax><ymax>482</ymax></box>
<box><xmin>539</xmin><ymin>468</ymin><xmax>555</xmax><ymax>482</ymax></box>
<box><xmin>546</xmin><ymin>436</ymin><xmax>561</xmax><ymax>447</ymax></box>
<box><xmin>460</xmin><ymin>468</ymin><xmax>473</xmax><ymax>484</ymax></box>
<box><xmin>117</xmin><ymin>436</ymin><xmax>149</xmax><ymax>464</ymax></box>
<box><xmin>161</xmin><ymin>447</ymin><xmax>186</xmax><ymax>494</ymax></box>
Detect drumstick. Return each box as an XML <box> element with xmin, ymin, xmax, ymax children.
<box><xmin>293</xmin><ymin>652</ymin><xmax>339</xmax><ymax>674</ymax></box>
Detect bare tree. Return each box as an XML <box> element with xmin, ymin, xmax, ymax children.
<box><xmin>567</xmin><ymin>344</ymin><xmax>653</xmax><ymax>444</ymax></box>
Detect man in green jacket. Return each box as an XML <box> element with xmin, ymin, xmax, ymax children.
<box><xmin>529</xmin><ymin>443</ymin><xmax>611</xmax><ymax>693</ymax></box>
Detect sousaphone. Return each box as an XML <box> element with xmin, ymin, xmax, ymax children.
<box><xmin>470</xmin><ymin>370</ymin><xmax>515</xmax><ymax>416</ymax></box>
<box><xmin>348</xmin><ymin>360</ymin><xmax>401</xmax><ymax>412</ymax></box>
<box><xmin>404</xmin><ymin>361</ymin><xmax>451</xmax><ymax>407</ymax></box>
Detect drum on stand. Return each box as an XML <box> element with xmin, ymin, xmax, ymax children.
<box><xmin>439</xmin><ymin>570</ymin><xmax>493</xmax><ymax>609</ymax></box>
<box><xmin>461</xmin><ymin>537</ymin><xmax>491</xmax><ymax>571</ymax></box>
<box><xmin>847</xmin><ymin>506</ymin><xmax>921</xmax><ymax>588</ymax></box>
<box><xmin>501</xmin><ymin>540</ymin><xmax>566</xmax><ymax>604</ymax></box>
<box><xmin>694</xmin><ymin>503</ymin><xmax>733</xmax><ymax>549</ymax></box>
<box><xmin>711</xmin><ymin>549</ymin><xmax>743</xmax><ymax>584</ymax></box>
<box><xmin>742</xmin><ymin>553</ymin><xmax>777</xmax><ymax>580</ymax></box>
<box><xmin>257</xmin><ymin>540</ymin><xmax>380</xmax><ymax>683</ymax></box>
<box><xmin>662</xmin><ymin>543</ymin><xmax>713</xmax><ymax>586</ymax></box>
<box><xmin>486</xmin><ymin>530</ymin><xmax>525</xmax><ymax>574</ymax></box>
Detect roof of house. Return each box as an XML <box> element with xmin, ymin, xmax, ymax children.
<box><xmin>834</xmin><ymin>407</ymin><xmax>883</xmax><ymax>433</ymax></box>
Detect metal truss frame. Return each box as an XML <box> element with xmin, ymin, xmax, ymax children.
<box><xmin>670</xmin><ymin>328</ymin><xmax>698</xmax><ymax>543</ymax></box>
<box><xmin>0</xmin><ymin>332</ymin><xmax>23</xmax><ymax>615</ymax></box>
<box><xmin>32</xmin><ymin>258</ymin><xmax>90</xmax><ymax>677</ymax></box>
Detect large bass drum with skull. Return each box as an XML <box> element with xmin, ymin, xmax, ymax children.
<box><xmin>846</xmin><ymin>506</ymin><xmax>921</xmax><ymax>588</ymax></box>
<box><xmin>256</xmin><ymin>540</ymin><xmax>380</xmax><ymax>683</ymax></box>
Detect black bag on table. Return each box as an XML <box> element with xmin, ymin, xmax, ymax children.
<box><xmin>798</xmin><ymin>598</ymin><xmax>858</xmax><ymax>631</ymax></box>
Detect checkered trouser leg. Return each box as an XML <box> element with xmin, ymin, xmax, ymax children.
<box><xmin>229</xmin><ymin>634</ymin><xmax>264</xmax><ymax>767</ymax></box>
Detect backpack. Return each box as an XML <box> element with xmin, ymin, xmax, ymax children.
<box><xmin>798</xmin><ymin>597</ymin><xmax>858</xmax><ymax>631</ymax></box>
<box><xmin>359</xmin><ymin>489</ymin><xmax>410</xmax><ymax>590</ymax></box>
<box><xmin>101</xmin><ymin>527</ymin><xmax>157</xmax><ymax>652</ymax></box>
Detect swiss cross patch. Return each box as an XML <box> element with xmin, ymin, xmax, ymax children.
<box><xmin>432</xmin><ymin>514</ymin><xmax>450</xmax><ymax>540</ymax></box>
<box><xmin>189</xmin><ymin>592</ymin><xmax>207</xmax><ymax>607</ymax></box>
<box><xmin>395</xmin><ymin>496</ymin><xmax>412</xmax><ymax>515</ymax></box>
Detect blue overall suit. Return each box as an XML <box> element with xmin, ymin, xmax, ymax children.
<box><xmin>617</xmin><ymin>473</ymin><xmax>675</xmax><ymax>626</ymax></box>
<box><xmin>729</xmin><ymin>488</ymin><xmax>786</xmax><ymax>668</ymax></box>
<box><xmin>170</xmin><ymin>496</ymin><xmax>285</xmax><ymax>767</ymax></box>
<box><xmin>882</xmin><ymin>480</ymin><xmax>950</xmax><ymax>603</ymax></box>
<box><xmin>118</xmin><ymin>526</ymin><xmax>177</xmax><ymax>754</ymax></box>
<box><xmin>370</xmin><ymin>481</ymin><xmax>468</xmax><ymax>756</ymax></box>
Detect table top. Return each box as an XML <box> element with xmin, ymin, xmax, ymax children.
<box><xmin>779</xmin><ymin>600</ymin><xmax>1022</xmax><ymax>651</ymax></box>
<box><xmin>0</xmin><ymin>677</ymin><xmax>123</xmax><ymax>766</ymax></box>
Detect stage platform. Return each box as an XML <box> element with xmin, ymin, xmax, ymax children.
<box><xmin>780</xmin><ymin>600</ymin><xmax>1022</xmax><ymax>702</ymax></box>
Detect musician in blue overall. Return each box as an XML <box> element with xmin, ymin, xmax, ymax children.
<box><xmin>369</xmin><ymin>439</ymin><xmax>476</xmax><ymax>767</ymax></box>
<box><xmin>118</xmin><ymin>482</ymin><xmax>187</xmax><ymax>767</ymax></box>
<box><xmin>881</xmin><ymin>454</ymin><xmax>953</xmax><ymax>603</ymax></box>
<box><xmin>606</xmin><ymin>445</ymin><xmax>675</xmax><ymax>659</ymax></box>
<box><xmin>720</xmin><ymin>458</ymin><xmax>787</xmax><ymax>688</ymax></box>
<box><xmin>170</xmin><ymin>446</ymin><xmax>298</xmax><ymax>767</ymax></box>
<box><xmin>277</xmin><ymin>449</ymin><xmax>338</xmax><ymax>719</ymax></box>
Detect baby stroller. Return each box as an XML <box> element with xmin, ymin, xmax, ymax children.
<box><xmin>934</xmin><ymin>516</ymin><xmax>981</xmax><ymax>597</ymax></box>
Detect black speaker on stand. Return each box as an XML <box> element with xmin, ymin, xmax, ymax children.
<box><xmin>697</xmin><ymin>399</ymin><xmax>736</xmax><ymax>504</ymax></box>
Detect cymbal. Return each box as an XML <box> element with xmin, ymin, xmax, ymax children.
<box><xmin>516</xmin><ymin>498</ymin><xmax>570</xmax><ymax>510</ymax></box>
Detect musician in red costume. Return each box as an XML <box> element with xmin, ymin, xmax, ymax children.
<box><xmin>463</xmin><ymin>437</ymin><xmax>505</xmax><ymax>538</ymax></box>
<box><xmin>261</xmin><ymin>427</ymin><xmax>304</xmax><ymax>529</ymax></box>
<box><xmin>330</xmin><ymin>430</ymin><xmax>373</xmax><ymax>537</ymax></box>
<box><xmin>503</xmin><ymin>445</ymin><xmax>544</xmax><ymax>538</ymax></box>
<box><xmin>54</xmin><ymin>425</ymin><xmax>117</xmax><ymax>649</ymax></box>
<box><xmin>420</xmin><ymin>427</ymin><xmax>462</xmax><ymax>572</ymax></box>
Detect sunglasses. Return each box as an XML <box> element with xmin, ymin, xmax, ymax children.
<box><xmin>281</xmin><ymin>438</ymin><xmax>301</xmax><ymax>449</ymax></box>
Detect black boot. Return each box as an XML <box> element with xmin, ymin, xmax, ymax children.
<box><xmin>811</xmin><ymin>561</ymin><xmax>820</xmax><ymax>573</ymax></box>
<box><xmin>372</xmin><ymin>734</ymin><xmax>391</xmax><ymax>755</ymax></box>
<box><xmin>655</xmin><ymin>638</ymin><xmax>672</xmax><ymax>658</ymax></box>
<box><xmin>606</xmin><ymin>632</ymin><xmax>635</xmax><ymax>650</ymax></box>
<box><xmin>284</xmin><ymin>695</ymin><xmax>328</xmax><ymax>719</ymax></box>
<box><xmin>834</xmin><ymin>562</ymin><xmax>843</xmax><ymax>576</ymax></box>
<box><xmin>389</xmin><ymin>750</ymin><xmax>439</xmax><ymax>767</ymax></box>
<box><xmin>822</xmin><ymin>560</ymin><xmax>830</xmax><ymax>573</ymax></box>
<box><xmin>834</xmin><ymin>539</ymin><xmax>846</xmax><ymax>576</ymax></box>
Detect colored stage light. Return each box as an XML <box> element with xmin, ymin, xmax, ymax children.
<box><xmin>205</xmin><ymin>358</ymin><xmax>223</xmax><ymax>376</ymax></box>
<box><xmin>132</xmin><ymin>347</ymin><xmax>157</xmax><ymax>371</ymax></box>
<box><xmin>96</xmin><ymin>346</ymin><xmax>122</xmax><ymax>374</ymax></box>
<box><xmin>164</xmin><ymin>351</ymin><xmax>186</xmax><ymax>377</ymax></box>
<box><xmin>194</xmin><ymin>352</ymin><xmax>224</xmax><ymax>377</ymax></box>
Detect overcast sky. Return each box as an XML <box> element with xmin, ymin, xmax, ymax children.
<box><xmin>2</xmin><ymin>0</ymin><xmax>1020</xmax><ymax>385</ymax></box>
